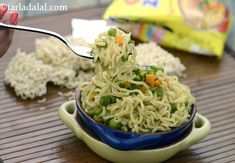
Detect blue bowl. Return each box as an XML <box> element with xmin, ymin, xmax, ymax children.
<box><xmin>75</xmin><ymin>90</ymin><xmax>196</xmax><ymax>151</ymax></box>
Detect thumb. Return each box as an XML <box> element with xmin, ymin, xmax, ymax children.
<box><xmin>1</xmin><ymin>11</ymin><xmax>18</xmax><ymax>25</ymax></box>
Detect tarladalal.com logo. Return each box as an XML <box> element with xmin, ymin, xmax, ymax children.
<box><xmin>6</xmin><ymin>3</ymin><xmax>68</xmax><ymax>12</ymax></box>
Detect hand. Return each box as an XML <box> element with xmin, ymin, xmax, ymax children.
<box><xmin>0</xmin><ymin>4</ymin><xmax>18</xmax><ymax>57</ymax></box>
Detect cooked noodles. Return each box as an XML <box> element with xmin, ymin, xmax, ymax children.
<box><xmin>81</xmin><ymin>28</ymin><xmax>195</xmax><ymax>133</ymax></box>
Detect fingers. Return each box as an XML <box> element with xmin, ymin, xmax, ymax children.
<box><xmin>0</xmin><ymin>3</ymin><xmax>19</xmax><ymax>25</ymax></box>
<box><xmin>1</xmin><ymin>11</ymin><xmax>19</xmax><ymax>25</ymax></box>
<box><xmin>11</xmin><ymin>12</ymin><xmax>18</xmax><ymax>25</ymax></box>
<box><xmin>0</xmin><ymin>4</ymin><xmax>19</xmax><ymax>57</ymax></box>
<box><xmin>0</xmin><ymin>4</ymin><xmax>8</xmax><ymax>18</ymax></box>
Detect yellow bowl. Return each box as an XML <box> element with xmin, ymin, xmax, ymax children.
<box><xmin>58</xmin><ymin>101</ymin><xmax>211</xmax><ymax>163</ymax></box>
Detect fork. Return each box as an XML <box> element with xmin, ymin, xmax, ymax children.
<box><xmin>0</xmin><ymin>22</ymin><xmax>94</xmax><ymax>59</ymax></box>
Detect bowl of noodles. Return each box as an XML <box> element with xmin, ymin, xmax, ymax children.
<box><xmin>72</xmin><ymin>28</ymin><xmax>197</xmax><ymax>150</ymax></box>
<box><xmin>76</xmin><ymin>90</ymin><xmax>196</xmax><ymax>150</ymax></box>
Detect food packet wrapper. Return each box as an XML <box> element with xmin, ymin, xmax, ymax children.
<box><xmin>103</xmin><ymin>0</ymin><xmax>232</xmax><ymax>58</ymax></box>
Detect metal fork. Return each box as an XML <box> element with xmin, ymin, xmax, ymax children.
<box><xmin>0</xmin><ymin>22</ymin><xmax>94</xmax><ymax>59</ymax></box>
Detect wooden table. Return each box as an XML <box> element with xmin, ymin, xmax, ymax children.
<box><xmin>1</xmin><ymin>5</ymin><xmax>235</xmax><ymax>163</ymax></box>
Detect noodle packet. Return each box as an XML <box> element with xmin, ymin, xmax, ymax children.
<box><xmin>103</xmin><ymin>0</ymin><xmax>232</xmax><ymax>58</ymax></box>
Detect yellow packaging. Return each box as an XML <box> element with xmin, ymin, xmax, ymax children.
<box><xmin>103</xmin><ymin>0</ymin><xmax>232</xmax><ymax>58</ymax></box>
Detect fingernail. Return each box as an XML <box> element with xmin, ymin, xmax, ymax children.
<box><xmin>0</xmin><ymin>4</ymin><xmax>8</xmax><ymax>16</ymax></box>
<box><xmin>10</xmin><ymin>12</ymin><xmax>18</xmax><ymax>25</ymax></box>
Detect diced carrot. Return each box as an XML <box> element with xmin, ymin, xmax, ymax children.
<box><xmin>115</xmin><ymin>35</ymin><xmax>124</xmax><ymax>45</ymax></box>
<box><xmin>154</xmin><ymin>79</ymin><xmax>162</xmax><ymax>87</ymax></box>
<box><xmin>124</xmin><ymin>81</ymin><xmax>131</xmax><ymax>89</ymax></box>
<box><xmin>145</xmin><ymin>74</ymin><xmax>155</xmax><ymax>86</ymax></box>
<box><xmin>140</xmin><ymin>86</ymin><xmax>147</xmax><ymax>93</ymax></box>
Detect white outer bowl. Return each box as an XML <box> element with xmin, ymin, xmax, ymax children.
<box><xmin>58</xmin><ymin>101</ymin><xmax>211</xmax><ymax>163</ymax></box>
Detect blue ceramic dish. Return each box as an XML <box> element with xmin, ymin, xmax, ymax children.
<box><xmin>76</xmin><ymin>90</ymin><xmax>197</xmax><ymax>151</ymax></box>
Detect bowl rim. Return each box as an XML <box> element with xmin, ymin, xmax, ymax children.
<box><xmin>75</xmin><ymin>89</ymin><xmax>197</xmax><ymax>135</ymax></box>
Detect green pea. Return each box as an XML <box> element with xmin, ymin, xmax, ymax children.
<box><xmin>150</xmin><ymin>87</ymin><xmax>157</xmax><ymax>93</ymax></box>
<box><xmin>100</xmin><ymin>96</ymin><xmax>111</xmax><ymax>106</ymax></box>
<box><xmin>150</xmin><ymin>65</ymin><xmax>164</xmax><ymax>73</ymax></box>
<box><xmin>96</xmin><ymin>41</ymin><xmax>107</xmax><ymax>48</ymax></box>
<box><xmin>131</xmin><ymin>84</ymin><xmax>140</xmax><ymax>90</ymax></box>
<box><xmin>139</xmin><ymin>75</ymin><xmax>145</xmax><ymax>81</ymax></box>
<box><xmin>100</xmin><ymin>96</ymin><xmax>117</xmax><ymax>106</ymax></box>
<box><xmin>93</xmin><ymin>108</ymin><xmax>103</xmax><ymax>116</ymax></box>
<box><xmin>122</xmin><ymin>53</ymin><xmax>129</xmax><ymax>62</ymax></box>
<box><xmin>147</xmin><ymin>69</ymin><xmax>155</xmax><ymax>74</ymax></box>
<box><xmin>156</xmin><ymin>87</ymin><xmax>164</xmax><ymax>98</ymax></box>
<box><xmin>110</xmin><ymin>96</ymin><xmax>117</xmax><ymax>103</ymax></box>
<box><xmin>134</xmin><ymin>75</ymin><xmax>141</xmax><ymax>81</ymax></box>
<box><xmin>151</xmin><ymin>87</ymin><xmax>163</xmax><ymax>96</ymax></box>
<box><xmin>108</xmin><ymin>118</ymin><xmax>121</xmax><ymax>129</ymax></box>
<box><xmin>134</xmin><ymin>74</ymin><xmax>145</xmax><ymax>81</ymax></box>
<box><xmin>170</xmin><ymin>103</ymin><xmax>177</xmax><ymax>113</ymax></box>
<box><xmin>108</xmin><ymin>28</ymin><xmax>117</xmax><ymax>37</ymax></box>
<box><xmin>185</xmin><ymin>100</ymin><xmax>189</xmax><ymax>107</ymax></box>
<box><xmin>133</xmin><ymin>68</ymin><xmax>140</xmax><ymax>75</ymax></box>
